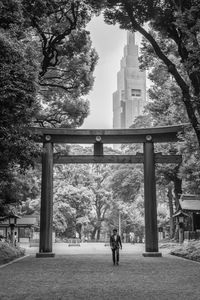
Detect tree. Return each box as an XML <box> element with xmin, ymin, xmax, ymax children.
<box><xmin>143</xmin><ymin>36</ymin><xmax>200</xmax><ymax>192</ymax></box>
<box><xmin>52</xmin><ymin>144</ymin><xmax>118</xmax><ymax>239</ymax></box>
<box><xmin>107</xmin><ymin>154</ymin><xmax>145</xmax><ymax>239</ymax></box>
<box><xmin>101</xmin><ymin>0</ymin><xmax>200</xmax><ymax>146</ymax></box>
<box><xmin>22</xmin><ymin>0</ymin><xmax>99</xmax><ymax>77</ymax></box>
<box><xmin>0</xmin><ymin>0</ymin><xmax>100</xmax><ymax>213</ymax></box>
<box><xmin>33</xmin><ymin>28</ymin><xmax>98</xmax><ymax>127</ymax></box>
<box><xmin>0</xmin><ymin>27</ymin><xmax>40</xmax><ymax>214</ymax></box>
<box><xmin>82</xmin><ymin>164</ymin><xmax>112</xmax><ymax>240</ymax></box>
<box><xmin>109</xmin><ymin>165</ymin><xmax>143</xmax><ymax>203</ymax></box>
<box><xmin>178</xmin><ymin>129</ymin><xmax>200</xmax><ymax>194</ymax></box>
<box><xmin>0</xmin><ymin>0</ymin><xmax>99</xmax><ymax>128</ymax></box>
<box><xmin>53</xmin><ymin>182</ymin><xmax>93</xmax><ymax>238</ymax></box>
<box><xmin>21</xmin><ymin>0</ymin><xmax>99</xmax><ymax>127</ymax></box>
<box><xmin>0</xmin><ymin>166</ymin><xmax>41</xmax><ymax>216</ymax></box>
<box><xmin>138</xmin><ymin>35</ymin><xmax>200</xmax><ymax>236</ymax></box>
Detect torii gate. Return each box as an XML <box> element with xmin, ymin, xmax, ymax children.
<box><xmin>31</xmin><ymin>125</ymin><xmax>183</xmax><ymax>258</ymax></box>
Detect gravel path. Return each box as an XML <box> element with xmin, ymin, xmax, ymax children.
<box><xmin>0</xmin><ymin>244</ymin><xmax>199</xmax><ymax>300</ymax></box>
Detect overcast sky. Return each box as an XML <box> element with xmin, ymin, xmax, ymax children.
<box><xmin>81</xmin><ymin>15</ymin><xmax>141</xmax><ymax>129</ymax></box>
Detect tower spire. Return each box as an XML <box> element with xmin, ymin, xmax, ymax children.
<box><xmin>113</xmin><ymin>30</ymin><xmax>146</xmax><ymax>129</ymax></box>
<box><xmin>127</xmin><ymin>31</ymin><xmax>135</xmax><ymax>45</ymax></box>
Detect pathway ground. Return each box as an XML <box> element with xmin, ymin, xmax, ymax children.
<box><xmin>0</xmin><ymin>243</ymin><xmax>199</xmax><ymax>300</ymax></box>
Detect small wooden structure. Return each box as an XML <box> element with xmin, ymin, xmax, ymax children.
<box><xmin>0</xmin><ymin>215</ymin><xmax>38</xmax><ymax>242</ymax></box>
<box><xmin>178</xmin><ymin>194</ymin><xmax>200</xmax><ymax>240</ymax></box>
<box><xmin>30</xmin><ymin>125</ymin><xmax>184</xmax><ymax>257</ymax></box>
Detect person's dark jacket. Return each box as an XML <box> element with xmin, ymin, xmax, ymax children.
<box><xmin>110</xmin><ymin>234</ymin><xmax>122</xmax><ymax>250</ymax></box>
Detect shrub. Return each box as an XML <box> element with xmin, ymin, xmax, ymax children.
<box><xmin>0</xmin><ymin>241</ymin><xmax>25</xmax><ymax>265</ymax></box>
<box><xmin>171</xmin><ymin>241</ymin><xmax>200</xmax><ymax>261</ymax></box>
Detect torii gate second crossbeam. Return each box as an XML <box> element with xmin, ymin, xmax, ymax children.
<box><xmin>31</xmin><ymin>125</ymin><xmax>184</xmax><ymax>258</ymax></box>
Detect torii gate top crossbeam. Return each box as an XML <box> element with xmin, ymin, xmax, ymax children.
<box><xmin>30</xmin><ymin>124</ymin><xmax>185</xmax><ymax>144</ymax></box>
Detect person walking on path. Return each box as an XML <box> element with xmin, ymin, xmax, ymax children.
<box><xmin>110</xmin><ymin>229</ymin><xmax>122</xmax><ymax>265</ymax></box>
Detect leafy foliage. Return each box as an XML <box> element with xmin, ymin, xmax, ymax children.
<box><xmin>0</xmin><ymin>165</ymin><xmax>41</xmax><ymax>216</ymax></box>
<box><xmin>141</xmin><ymin>38</ymin><xmax>200</xmax><ymax>197</ymax></box>
<box><xmin>53</xmin><ymin>160</ymin><xmax>113</xmax><ymax>239</ymax></box>
<box><xmin>109</xmin><ymin>165</ymin><xmax>142</xmax><ymax>203</ymax></box>
<box><xmin>0</xmin><ymin>0</ymin><xmax>100</xmax><ymax>213</ymax></box>
<box><xmin>0</xmin><ymin>27</ymin><xmax>40</xmax><ymax>215</ymax></box>
<box><xmin>101</xmin><ymin>0</ymin><xmax>200</xmax><ymax>145</ymax></box>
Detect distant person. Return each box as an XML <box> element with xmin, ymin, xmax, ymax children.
<box><xmin>8</xmin><ymin>232</ymin><xmax>11</xmax><ymax>242</ymax></box>
<box><xmin>29</xmin><ymin>233</ymin><xmax>31</xmax><ymax>243</ymax></box>
<box><xmin>14</xmin><ymin>231</ymin><xmax>17</xmax><ymax>246</ymax></box>
<box><xmin>110</xmin><ymin>229</ymin><xmax>122</xmax><ymax>265</ymax></box>
<box><xmin>130</xmin><ymin>232</ymin><xmax>135</xmax><ymax>244</ymax></box>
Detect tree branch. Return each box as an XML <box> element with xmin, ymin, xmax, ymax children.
<box><xmin>123</xmin><ymin>2</ymin><xmax>200</xmax><ymax>144</ymax></box>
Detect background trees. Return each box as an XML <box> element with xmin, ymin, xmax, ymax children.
<box><xmin>138</xmin><ymin>26</ymin><xmax>200</xmax><ymax>236</ymax></box>
<box><xmin>0</xmin><ymin>0</ymin><xmax>99</xmax><ymax>214</ymax></box>
<box><xmin>52</xmin><ymin>155</ymin><xmax>114</xmax><ymax>240</ymax></box>
<box><xmin>0</xmin><ymin>0</ymin><xmax>99</xmax><ymax>130</ymax></box>
<box><xmin>0</xmin><ymin>25</ymin><xmax>39</xmax><ymax>214</ymax></box>
<box><xmin>2</xmin><ymin>0</ymin><xmax>200</xmax><ymax>240</ymax></box>
<box><xmin>21</xmin><ymin>0</ymin><xmax>99</xmax><ymax>128</ymax></box>
<box><xmin>88</xmin><ymin>164</ymin><xmax>112</xmax><ymax>239</ymax></box>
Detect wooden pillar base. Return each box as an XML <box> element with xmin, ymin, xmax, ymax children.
<box><xmin>36</xmin><ymin>252</ymin><xmax>55</xmax><ymax>258</ymax></box>
<box><xmin>142</xmin><ymin>252</ymin><xmax>162</xmax><ymax>257</ymax></box>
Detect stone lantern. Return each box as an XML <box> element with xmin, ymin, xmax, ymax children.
<box><xmin>6</xmin><ymin>212</ymin><xmax>20</xmax><ymax>245</ymax></box>
<box><xmin>173</xmin><ymin>210</ymin><xmax>189</xmax><ymax>243</ymax></box>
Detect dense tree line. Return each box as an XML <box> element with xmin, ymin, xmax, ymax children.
<box><xmin>100</xmin><ymin>0</ymin><xmax>200</xmax><ymax>146</ymax></box>
<box><xmin>139</xmin><ymin>26</ymin><xmax>200</xmax><ymax>236</ymax></box>
<box><xmin>0</xmin><ymin>0</ymin><xmax>100</xmax><ymax>214</ymax></box>
<box><xmin>94</xmin><ymin>0</ymin><xmax>200</xmax><ymax>238</ymax></box>
<box><xmin>1</xmin><ymin>0</ymin><xmax>200</xmax><ymax>241</ymax></box>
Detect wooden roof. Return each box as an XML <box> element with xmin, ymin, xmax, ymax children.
<box><xmin>0</xmin><ymin>215</ymin><xmax>37</xmax><ymax>226</ymax></box>
<box><xmin>179</xmin><ymin>194</ymin><xmax>200</xmax><ymax>211</ymax></box>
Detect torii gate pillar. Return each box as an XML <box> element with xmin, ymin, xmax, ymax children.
<box><xmin>36</xmin><ymin>141</ymin><xmax>55</xmax><ymax>258</ymax></box>
<box><xmin>143</xmin><ymin>139</ymin><xmax>161</xmax><ymax>257</ymax></box>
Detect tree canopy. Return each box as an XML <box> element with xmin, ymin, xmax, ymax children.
<box><xmin>100</xmin><ymin>0</ymin><xmax>200</xmax><ymax>146</ymax></box>
<box><xmin>0</xmin><ymin>0</ymin><xmax>100</xmax><ymax>214</ymax></box>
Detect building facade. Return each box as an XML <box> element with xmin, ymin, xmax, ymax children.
<box><xmin>0</xmin><ymin>215</ymin><xmax>38</xmax><ymax>243</ymax></box>
<box><xmin>113</xmin><ymin>32</ymin><xmax>146</xmax><ymax>129</ymax></box>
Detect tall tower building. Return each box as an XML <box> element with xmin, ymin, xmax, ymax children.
<box><xmin>113</xmin><ymin>32</ymin><xmax>146</xmax><ymax>129</ymax></box>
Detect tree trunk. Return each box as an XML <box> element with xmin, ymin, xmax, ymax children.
<box><xmin>173</xmin><ymin>173</ymin><xmax>182</xmax><ymax>209</ymax></box>
<box><xmin>91</xmin><ymin>228</ymin><xmax>97</xmax><ymax>240</ymax></box>
<box><xmin>97</xmin><ymin>228</ymin><xmax>101</xmax><ymax>240</ymax></box>
<box><xmin>167</xmin><ymin>183</ymin><xmax>175</xmax><ymax>239</ymax></box>
<box><xmin>173</xmin><ymin>171</ymin><xmax>182</xmax><ymax>242</ymax></box>
<box><xmin>76</xmin><ymin>224</ymin><xmax>82</xmax><ymax>239</ymax></box>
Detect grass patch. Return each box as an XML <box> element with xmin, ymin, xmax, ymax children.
<box><xmin>170</xmin><ymin>240</ymin><xmax>200</xmax><ymax>262</ymax></box>
<box><xmin>0</xmin><ymin>241</ymin><xmax>25</xmax><ymax>265</ymax></box>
